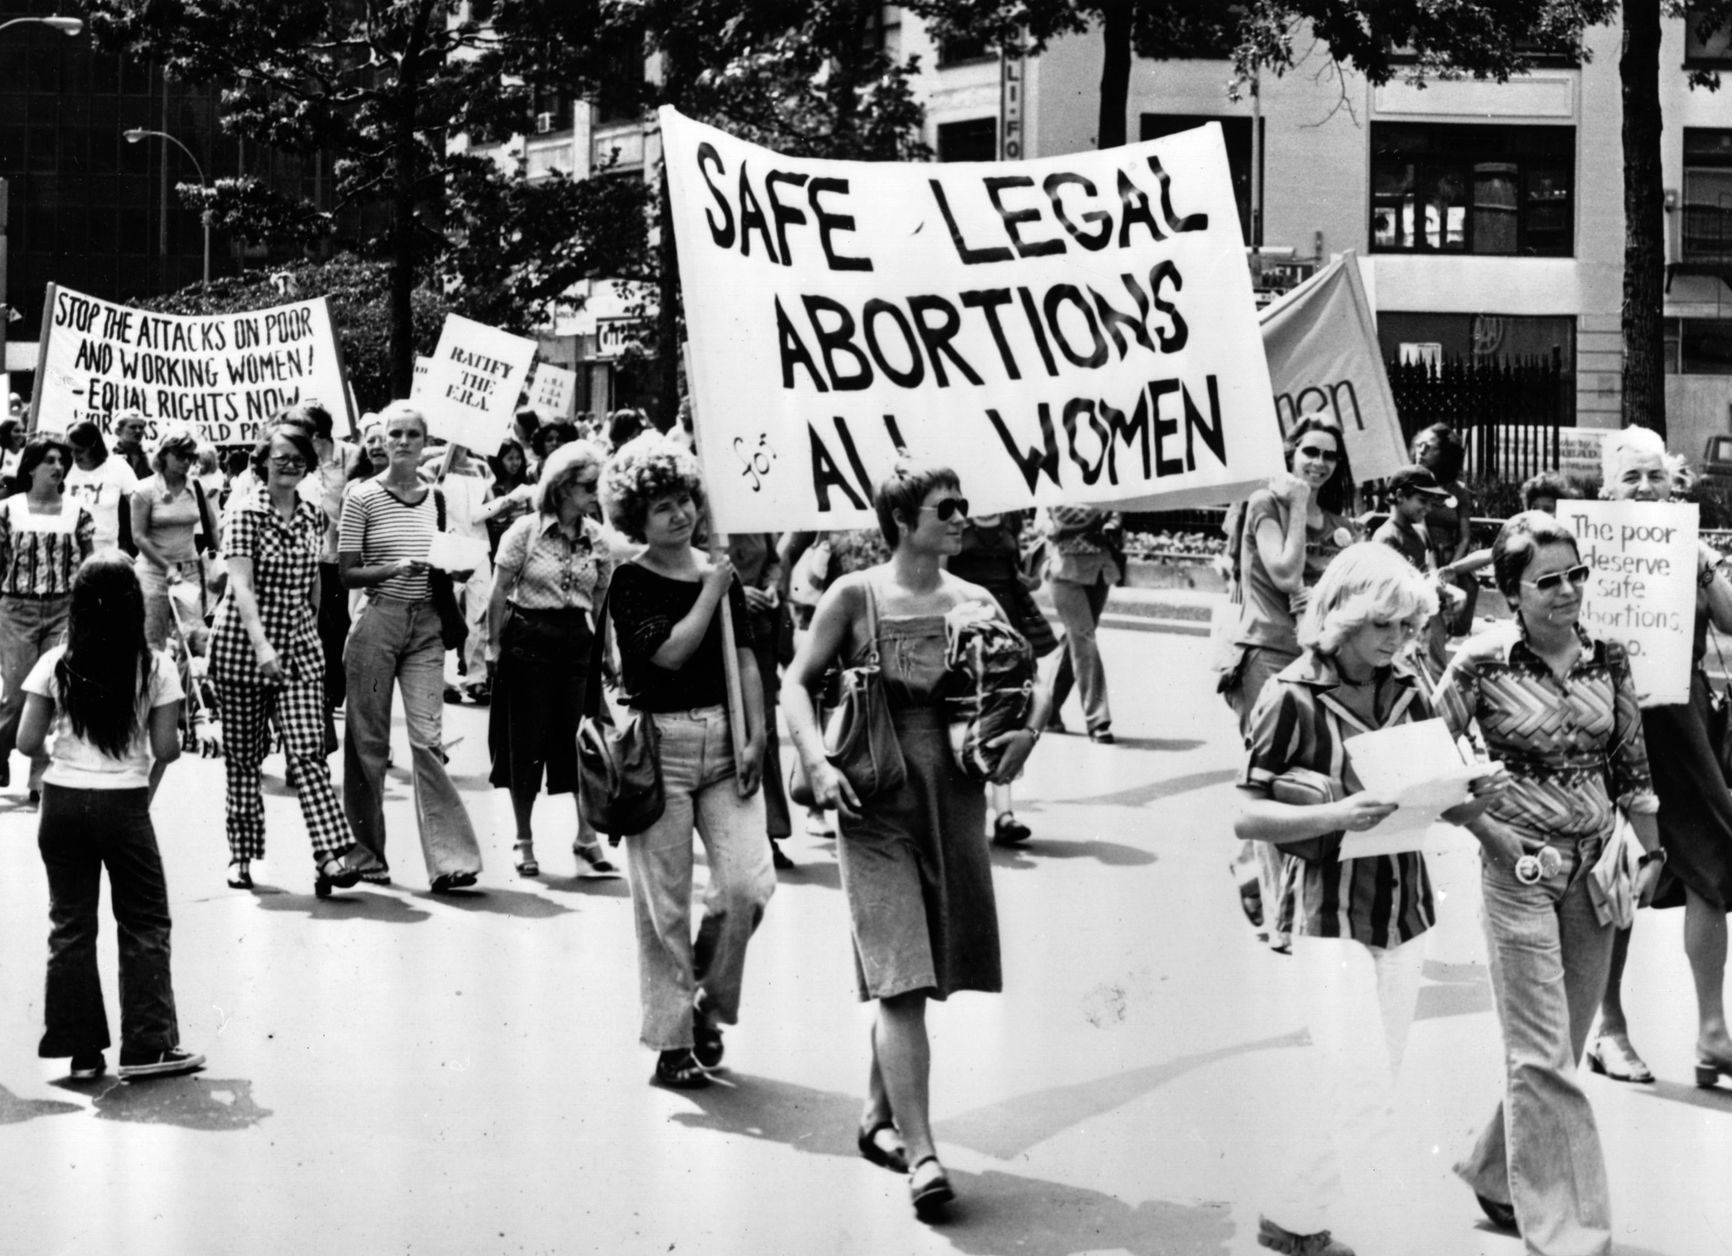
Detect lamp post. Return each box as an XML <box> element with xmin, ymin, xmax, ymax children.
<box><xmin>124</xmin><ymin>127</ymin><xmax>210</xmax><ymax>291</ymax></box>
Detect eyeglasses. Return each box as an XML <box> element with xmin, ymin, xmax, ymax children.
<box><xmin>569</xmin><ymin>478</ymin><xmax>600</xmax><ymax>492</ymax></box>
<box><xmin>1295</xmin><ymin>445</ymin><xmax>1341</xmax><ymax>462</ymax></box>
<box><xmin>920</xmin><ymin>497</ymin><xmax>969</xmax><ymax>521</ymax></box>
<box><xmin>1521</xmin><ymin>564</ymin><xmax>1590</xmax><ymax>592</ymax></box>
<box><xmin>269</xmin><ymin>456</ymin><xmax>307</xmax><ymax>473</ymax></box>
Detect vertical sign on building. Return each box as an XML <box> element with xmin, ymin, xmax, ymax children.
<box><xmin>999</xmin><ymin>37</ymin><xmax>1024</xmax><ymax>160</ymax></box>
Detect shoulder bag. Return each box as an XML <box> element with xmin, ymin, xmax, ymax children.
<box><xmin>577</xmin><ymin>583</ymin><xmax>665</xmax><ymax>837</ymax></box>
<box><xmin>428</xmin><ymin>487</ymin><xmax>467</xmax><ymax>652</ymax></box>
<box><xmin>789</xmin><ymin>575</ymin><xmax>906</xmax><ymax>808</ymax></box>
<box><xmin>1267</xmin><ymin>766</ymin><xmax>1345</xmax><ymax>863</ymax></box>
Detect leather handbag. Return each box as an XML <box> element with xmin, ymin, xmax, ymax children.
<box><xmin>429</xmin><ymin>487</ymin><xmax>468</xmax><ymax>652</ymax></box>
<box><xmin>1268</xmin><ymin>766</ymin><xmax>1345</xmax><ymax>863</ymax></box>
<box><xmin>577</xmin><ymin>588</ymin><xmax>665</xmax><ymax>837</ymax></box>
<box><xmin>789</xmin><ymin>576</ymin><xmax>905</xmax><ymax>808</ymax></box>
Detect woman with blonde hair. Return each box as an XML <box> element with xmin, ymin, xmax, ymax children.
<box><xmin>1235</xmin><ymin>541</ymin><xmax>1440</xmax><ymax>1256</ymax></box>
<box><xmin>131</xmin><ymin>423</ymin><xmax>218</xmax><ymax>651</ymax></box>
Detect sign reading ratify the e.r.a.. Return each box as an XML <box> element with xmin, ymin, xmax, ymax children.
<box><xmin>1555</xmin><ymin>499</ymin><xmax>1698</xmax><ymax>707</ymax></box>
<box><xmin>418</xmin><ymin>315</ymin><xmax>537</xmax><ymax>455</ymax></box>
<box><xmin>660</xmin><ymin>107</ymin><xmax>1284</xmax><ymax>533</ymax></box>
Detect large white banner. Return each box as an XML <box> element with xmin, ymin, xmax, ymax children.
<box><xmin>1556</xmin><ymin>499</ymin><xmax>1698</xmax><ymax>707</ymax></box>
<box><xmin>417</xmin><ymin>315</ymin><xmax>537</xmax><ymax>455</ymax></box>
<box><xmin>661</xmin><ymin>108</ymin><xmax>1285</xmax><ymax>533</ymax></box>
<box><xmin>31</xmin><ymin>284</ymin><xmax>351</xmax><ymax>445</ymax></box>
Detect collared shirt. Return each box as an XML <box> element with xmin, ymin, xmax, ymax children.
<box><xmin>1435</xmin><ymin>623</ymin><xmax>1658</xmax><ymax>845</ymax></box>
<box><xmin>209</xmin><ymin>499</ymin><xmax>326</xmax><ymax>686</ymax></box>
<box><xmin>1241</xmin><ymin>649</ymin><xmax>1438</xmax><ymax>948</ymax></box>
<box><xmin>1372</xmin><ymin>515</ymin><xmax>1432</xmax><ymax>573</ymax></box>
<box><xmin>495</xmin><ymin>512</ymin><xmax>610</xmax><ymax>611</ymax></box>
<box><xmin>0</xmin><ymin>496</ymin><xmax>94</xmax><ymax>597</ymax></box>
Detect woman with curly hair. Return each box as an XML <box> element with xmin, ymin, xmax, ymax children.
<box><xmin>600</xmin><ymin>434</ymin><xmax>775</xmax><ymax>1091</ymax></box>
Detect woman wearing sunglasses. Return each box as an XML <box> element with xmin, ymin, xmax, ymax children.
<box><xmin>784</xmin><ymin>462</ymin><xmax>1044</xmax><ymax>1222</ymax></box>
<box><xmin>1589</xmin><ymin>424</ymin><xmax>1732</xmax><ymax>1091</ymax></box>
<box><xmin>1222</xmin><ymin>417</ymin><xmax>1360</xmax><ymax>951</ymax></box>
<box><xmin>1434</xmin><ymin>510</ymin><xmax>1662</xmax><ymax>1252</ymax></box>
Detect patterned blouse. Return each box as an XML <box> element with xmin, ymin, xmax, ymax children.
<box><xmin>1241</xmin><ymin>650</ymin><xmax>1437</xmax><ymax>948</ymax></box>
<box><xmin>209</xmin><ymin>499</ymin><xmax>327</xmax><ymax>686</ymax></box>
<box><xmin>494</xmin><ymin>512</ymin><xmax>611</xmax><ymax>611</ymax></box>
<box><xmin>0</xmin><ymin>496</ymin><xmax>95</xmax><ymax>597</ymax></box>
<box><xmin>1435</xmin><ymin>623</ymin><xmax>1658</xmax><ymax>846</ymax></box>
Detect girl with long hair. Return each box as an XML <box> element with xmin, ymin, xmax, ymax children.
<box><xmin>19</xmin><ymin>552</ymin><xmax>203</xmax><ymax>1081</ymax></box>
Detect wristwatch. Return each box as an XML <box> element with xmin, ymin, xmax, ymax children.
<box><xmin>1701</xmin><ymin>562</ymin><xmax>1721</xmax><ymax>589</ymax></box>
<box><xmin>1638</xmin><ymin>848</ymin><xmax>1668</xmax><ymax>869</ymax></box>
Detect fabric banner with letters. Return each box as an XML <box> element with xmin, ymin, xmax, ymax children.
<box><xmin>660</xmin><ymin>107</ymin><xmax>1285</xmax><ymax>533</ymax></box>
<box><xmin>30</xmin><ymin>284</ymin><xmax>351</xmax><ymax>445</ymax></box>
<box><xmin>1258</xmin><ymin>251</ymin><xmax>1406</xmax><ymax>484</ymax></box>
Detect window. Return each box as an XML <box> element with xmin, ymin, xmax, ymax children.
<box><xmin>936</xmin><ymin>117</ymin><xmax>996</xmax><ymax>163</ymax></box>
<box><xmin>1371</xmin><ymin>124</ymin><xmax>1574</xmax><ymax>257</ymax></box>
<box><xmin>936</xmin><ymin>35</ymin><xmax>993</xmax><ymax>67</ymax></box>
<box><xmin>1142</xmin><ymin>114</ymin><xmax>1260</xmax><ymax>244</ymax></box>
<box><xmin>593</xmin><ymin>36</ymin><xmax>644</xmax><ymax>125</ymax></box>
<box><xmin>1684</xmin><ymin>129</ymin><xmax>1732</xmax><ymax>262</ymax></box>
<box><xmin>1686</xmin><ymin>4</ymin><xmax>1732</xmax><ymax>68</ymax></box>
<box><xmin>1665</xmin><ymin>318</ymin><xmax>1732</xmax><ymax>374</ymax></box>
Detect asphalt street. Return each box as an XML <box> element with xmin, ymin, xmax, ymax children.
<box><xmin>1</xmin><ymin>622</ymin><xmax>1728</xmax><ymax>1256</ymax></box>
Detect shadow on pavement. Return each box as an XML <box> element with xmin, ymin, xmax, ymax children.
<box><xmin>92</xmin><ymin>1075</ymin><xmax>271</xmax><ymax>1131</ymax></box>
<box><xmin>252</xmin><ymin>889</ymin><xmax>432</xmax><ymax>923</ymax></box>
<box><xmin>1097</xmin><ymin>736</ymin><xmax>1207</xmax><ymax>753</ymax></box>
<box><xmin>1071</xmin><ymin>768</ymin><xmax>1241</xmax><ymax>809</ymax></box>
<box><xmin>1635</xmin><ymin>1078</ymin><xmax>1732</xmax><ymax>1114</ymax></box>
<box><xmin>542</xmin><ymin>875</ymin><xmax>635</xmax><ymax>900</ymax></box>
<box><xmin>668</xmin><ymin>1073</ymin><xmax>1234</xmax><ymax>1255</ymax></box>
<box><xmin>405</xmin><ymin>887</ymin><xmax>573</xmax><ymax>918</ymax></box>
<box><xmin>991</xmin><ymin>838</ymin><xmax>1156</xmax><ymax>869</ymax></box>
<box><xmin>0</xmin><ymin>1084</ymin><xmax>82</xmax><ymax>1124</ymax></box>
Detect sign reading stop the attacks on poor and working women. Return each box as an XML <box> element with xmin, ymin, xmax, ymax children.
<box><xmin>417</xmin><ymin>314</ymin><xmax>538</xmax><ymax>455</ymax></box>
<box><xmin>660</xmin><ymin>107</ymin><xmax>1285</xmax><ymax>533</ymax></box>
<box><xmin>1554</xmin><ymin>499</ymin><xmax>1698</xmax><ymax>707</ymax></box>
<box><xmin>30</xmin><ymin>283</ymin><xmax>352</xmax><ymax>444</ymax></box>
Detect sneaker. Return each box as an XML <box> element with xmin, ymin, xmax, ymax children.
<box><xmin>68</xmin><ymin>1052</ymin><xmax>106</xmax><ymax>1080</ymax></box>
<box><xmin>118</xmin><ymin>1047</ymin><xmax>205</xmax><ymax>1081</ymax></box>
<box><xmin>1256</xmin><ymin>1217</ymin><xmax>1354</xmax><ymax>1256</ymax></box>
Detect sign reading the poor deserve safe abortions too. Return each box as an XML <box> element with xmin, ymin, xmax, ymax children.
<box><xmin>1555</xmin><ymin>500</ymin><xmax>1698</xmax><ymax>707</ymax></box>
<box><xmin>418</xmin><ymin>315</ymin><xmax>537</xmax><ymax>455</ymax></box>
<box><xmin>31</xmin><ymin>284</ymin><xmax>350</xmax><ymax>444</ymax></box>
<box><xmin>660</xmin><ymin>108</ymin><xmax>1285</xmax><ymax>532</ymax></box>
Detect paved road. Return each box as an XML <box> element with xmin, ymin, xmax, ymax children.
<box><xmin>0</xmin><ymin>625</ymin><xmax>1727</xmax><ymax>1255</ymax></box>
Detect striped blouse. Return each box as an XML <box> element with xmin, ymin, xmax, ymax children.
<box><xmin>0</xmin><ymin>496</ymin><xmax>96</xmax><ymax>597</ymax></box>
<box><xmin>1241</xmin><ymin>650</ymin><xmax>1437</xmax><ymax>949</ymax></box>
<box><xmin>338</xmin><ymin>478</ymin><xmax>435</xmax><ymax>602</ymax></box>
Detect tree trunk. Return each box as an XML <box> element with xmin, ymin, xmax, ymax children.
<box><xmin>1622</xmin><ymin>0</ymin><xmax>1666</xmax><ymax>437</ymax></box>
<box><xmin>389</xmin><ymin>0</ymin><xmax>441</xmax><ymax>402</ymax></box>
<box><xmin>1097</xmin><ymin>0</ymin><xmax>1131</xmax><ymax>150</ymax></box>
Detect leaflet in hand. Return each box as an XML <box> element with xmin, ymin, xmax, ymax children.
<box><xmin>1340</xmin><ymin>718</ymin><xmax>1482</xmax><ymax>858</ymax></box>
<box><xmin>427</xmin><ymin>532</ymin><xmax>488</xmax><ymax>573</ymax></box>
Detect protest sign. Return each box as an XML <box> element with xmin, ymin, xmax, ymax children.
<box><xmin>410</xmin><ymin>355</ymin><xmax>433</xmax><ymax>401</ymax></box>
<box><xmin>660</xmin><ymin>107</ymin><xmax>1285</xmax><ymax>533</ymax></box>
<box><xmin>1558</xmin><ymin>428</ymin><xmax>1609</xmax><ymax>484</ymax></box>
<box><xmin>29</xmin><ymin>283</ymin><xmax>352</xmax><ymax>445</ymax></box>
<box><xmin>527</xmin><ymin>362</ymin><xmax>577</xmax><ymax>422</ymax></box>
<box><xmin>1258</xmin><ymin>251</ymin><xmax>1406</xmax><ymax>483</ymax></box>
<box><xmin>417</xmin><ymin>315</ymin><xmax>537</xmax><ymax>455</ymax></box>
<box><xmin>1555</xmin><ymin>499</ymin><xmax>1697</xmax><ymax>707</ymax></box>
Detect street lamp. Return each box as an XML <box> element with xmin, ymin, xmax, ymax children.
<box><xmin>125</xmin><ymin>127</ymin><xmax>210</xmax><ymax>291</ymax></box>
<box><xmin>0</xmin><ymin>16</ymin><xmax>83</xmax><ymax>37</ymax></box>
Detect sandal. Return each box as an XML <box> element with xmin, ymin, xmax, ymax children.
<box><xmin>691</xmin><ymin>993</ymin><xmax>724</xmax><ymax>1069</ymax></box>
<box><xmin>1587</xmin><ymin>1033</ymin><xmax>1654</xmax><ymax>1084</ymax></box>
<box><xmin>314</xmin><ymin>851</ymin><xmax>362</xmax><ymax>898</ymax></box>
<box><xmin>651</xmin><ymin>1048</ymin><xmax>711</xmax><ymax>1090</ymax></box>
<box><xmin>991</xmin><ymin>814</ymin><xmax>1031</xmax><ymax>846</ymax></box>
<box><xmin>227</xmin><ymin>859</ymin><xmax>253</xmax><ymax>891</ymax></box>
<box><xmin>430</xmin><ymin>870</ymin><xmax>479</xmax><ymax>895</ymax></box>
<box><xmin>514</xmin><ymin>842</ymin><xmax>540</xmax><ymax>878</ymax></box>
<box><xmin>574</xmin><ymin>843</ymin><xmax>621</xmax><ymax>877</ymax></box>
<box><xmin>908</xmin><ymin>1155</ymin><xmax>954</xmax><ymax>1219</ymax></box>
<box><xmin>856</xmin><ymin>1118</ymin><xmax>908</xmax><ymax>1174</ymax></box>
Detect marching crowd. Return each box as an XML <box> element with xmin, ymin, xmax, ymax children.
<box><xmin>12</xmin><ymin>379</ymin><xmax>1732</xmax><ymax>1253</ymax></box>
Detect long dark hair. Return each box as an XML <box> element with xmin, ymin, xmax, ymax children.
<box><xmin>1283</xmin><ymin>417</ymin><xmax>1354</xmax><ymax>514</ymax></box>
<box><xmin>54</xmin><ymin>552</ymin><xmax>154</xmax><ymax>759</ymax></box>
<box><xmin>490</xmin><ymin>436</ymin><xmax>530</xmax><ymax>491</ymax></box>
<box><xmin>11</xmin><ymin>432</ymin><xmax>71</xmax><ymax>496</ymax></box>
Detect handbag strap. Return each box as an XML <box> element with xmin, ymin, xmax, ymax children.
<box><xmin>583</xmin><ymin>583</ymin><xmax>614</xmax><ymax>724</ymax></box>
<box><xmin>859</xmin><ymin>570</ymin><xmax>882</xmax><ymax>666</ymax></box>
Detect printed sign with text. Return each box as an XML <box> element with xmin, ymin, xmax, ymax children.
<box><xmin>418</xmin><ymin>315</ymin><xmax>537</xmax><ymax>455</ymax></box>
<box><xmin>527</xmin><ymin>362</ymin><xmax>577</xmax><ymax>421</ymax></box>
<box><xmin>660</xmin><ymin>108</ymin><xmax>1284</xmax><ymax>532</ymax></box>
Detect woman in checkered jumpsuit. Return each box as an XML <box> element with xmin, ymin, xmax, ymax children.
<box><xmin>208</xmin><ymin>424</ymin><xmax>367</xmax><ymax>897</ymax></box>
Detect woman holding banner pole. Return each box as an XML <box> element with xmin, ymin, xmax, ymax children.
<box><xmin>1589</xmin><ymin>425</ymin><xmax>1732</xmax><ymax>1089</ymax></box>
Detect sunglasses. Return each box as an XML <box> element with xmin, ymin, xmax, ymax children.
<box><xmin>919</xmin><ymin>497</ymin><xmax>969</xmax><ymax>521</ymax></box>
<box><xmin>269</xmin><ymin>456</ymin><xmax>307</xmax><ymax>473</ymax></box>
<box><xmin>1521</xmin><ymin>564</ymin><xmax>1590</xmax><ymax>592</ymax></box>
<box><xmin>1295</xmin><ymin>445</ymin><xmax>1341</xmax><ymax>462</ymax></box>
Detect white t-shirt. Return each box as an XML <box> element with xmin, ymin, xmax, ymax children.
<box><xmin>63</xmin><ymin>458</ymin><xmax>138</xmax><ymax>551</ymax></box>
<box><xmin>25</xmin><ymin>646</ymin><xmax>182</xmax><ymax>789</ymax></box>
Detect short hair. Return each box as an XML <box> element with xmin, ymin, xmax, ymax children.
<box><xmin>1297</xmin><ymin>541</ymin><xmax>1439</xmax><ymax>656</ymax></box>
<box><xmin>535</xmin><ymin>441</ymin><xmax>604</xmax><ymax>515</ymax></box>
<box><xmin>600</xmin><ymin>433</ymin><xmax>706</xmax><ymax>543</ymax></box>
<box><xmin>377</xmin><ymin>399</ymin><xmax>427</xmax><ymax>438</ymax></box>
<box><xmin>1412</xmin><ymin>422</ymin><xmax>1466</xmax><ymax>482</ymax></box>
<box><xmin>1283</xmin><ymin>417</ymin><xmax>1354</xmax><ymax>514</ymax></box>
<box><xmin>282</xmin><ymin>399</ymin><xmax>335</xmax><ymax>441</ymax></box>
<box><xmin>114</xmin><ymin>409</ymin><xmax>148</xmax><ymax>433</ymax></box>
<box><xmin>1521</xmin><ymin>471</ymin><xmax>1571</xmax><ymax>511</ymax></box>
<box><xmin>195</xmin><ymin>443</ymin><xmax>219</xmax><ymax>475</ymax></box>
<box><xmin>1600</xmin><ymin>424</ymin><xmax>1666</xmax><ymax>486</ymax></box>
<box><xmin>514</xmin><ymin>407</ymin><xmax>541</xmax><ymax>436</ymax></box>
<box><xmin>249</xmin><ymin>423</ymin><xmax>319</xmax><ymax>482</ymax></box>
<box><xmin>1492</xmin><ymin>510</ymin><xmax>1580</xmax><ymax>601</ymax></box>
<box><xmin>874</xmin><ymin>459</ymin><xmax>962</xmax><ymax>549</ymax></box>
<box><xmin>14</xmin><ymin>432</ymin><xmax>72</xmax><ymax>495</ymax></box>
<box><xmin>152</xmin><ymin>423</ymin><xmax>200</xmax><ymax>472</ymax></box>
<box><xmin>67</xmin><ymin>420</ymin><xmax>109</xmax><ymax>466</ymax></box>
<box><xmin>607</xmin><ymin>408</ymin><xmax>646</xmax><ymax>451</ymax></box>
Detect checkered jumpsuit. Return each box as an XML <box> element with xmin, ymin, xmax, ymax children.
<box><xmin>208</xmin><ymin>500</ymin><xmax>354</xmax><ymax>865</ymax></box>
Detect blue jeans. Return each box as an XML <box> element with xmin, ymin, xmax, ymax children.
<box><xmin>37</xmin><ymin>785</ymin><xmax>180</xmax><ymax>1059</ymax></box>
<box><xmin>343</xmin><ymin>596</ymin><xmax>481</xmax><ymax>879</ymax></box>
<box><xmin>0</xmin><ymin>595</ymin><xmax>68</xmax><ymax>789</ymax></box>
<box><xmin>1456</xmin><ymin>837</ymin><xmax>1614</xmax><ymax>1256</ymax></box>
<box><xmin>622</xmin><ymin>706</ymin><xmax>775</xmax><ymax>1050</ymax></box>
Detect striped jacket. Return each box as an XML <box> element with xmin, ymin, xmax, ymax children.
<box><xmin>1241</xmin><ymin>650</ymin><xmax>1437</xmax><ymax>948</ymax></box>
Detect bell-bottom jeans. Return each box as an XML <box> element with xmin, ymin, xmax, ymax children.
<box><xmin>0</xmin><ymin>595</ymin><xmax>68</xmax><ymax>790</ymax></box>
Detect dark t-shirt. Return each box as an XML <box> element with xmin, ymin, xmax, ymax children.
<box><xmin>608</xmin><ymin>561</ymin><xmax>755</xmax><ymax>712</ymax></box>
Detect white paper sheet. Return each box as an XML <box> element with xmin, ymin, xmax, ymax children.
<box><xmin>427</xmin><ymin>532</ymin><xmax>488</xmax><ymax>573</ymax></box>
<box><xmin>1339</xmin><ymin>719</ymin><xmax>1482</xmax><ymax>858</ymax></box>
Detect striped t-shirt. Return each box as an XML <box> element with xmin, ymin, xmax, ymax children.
<box><xmin>338</xmin><ymin>478</ymin><xmax>436</xmax><ymax>601</ymax></box>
